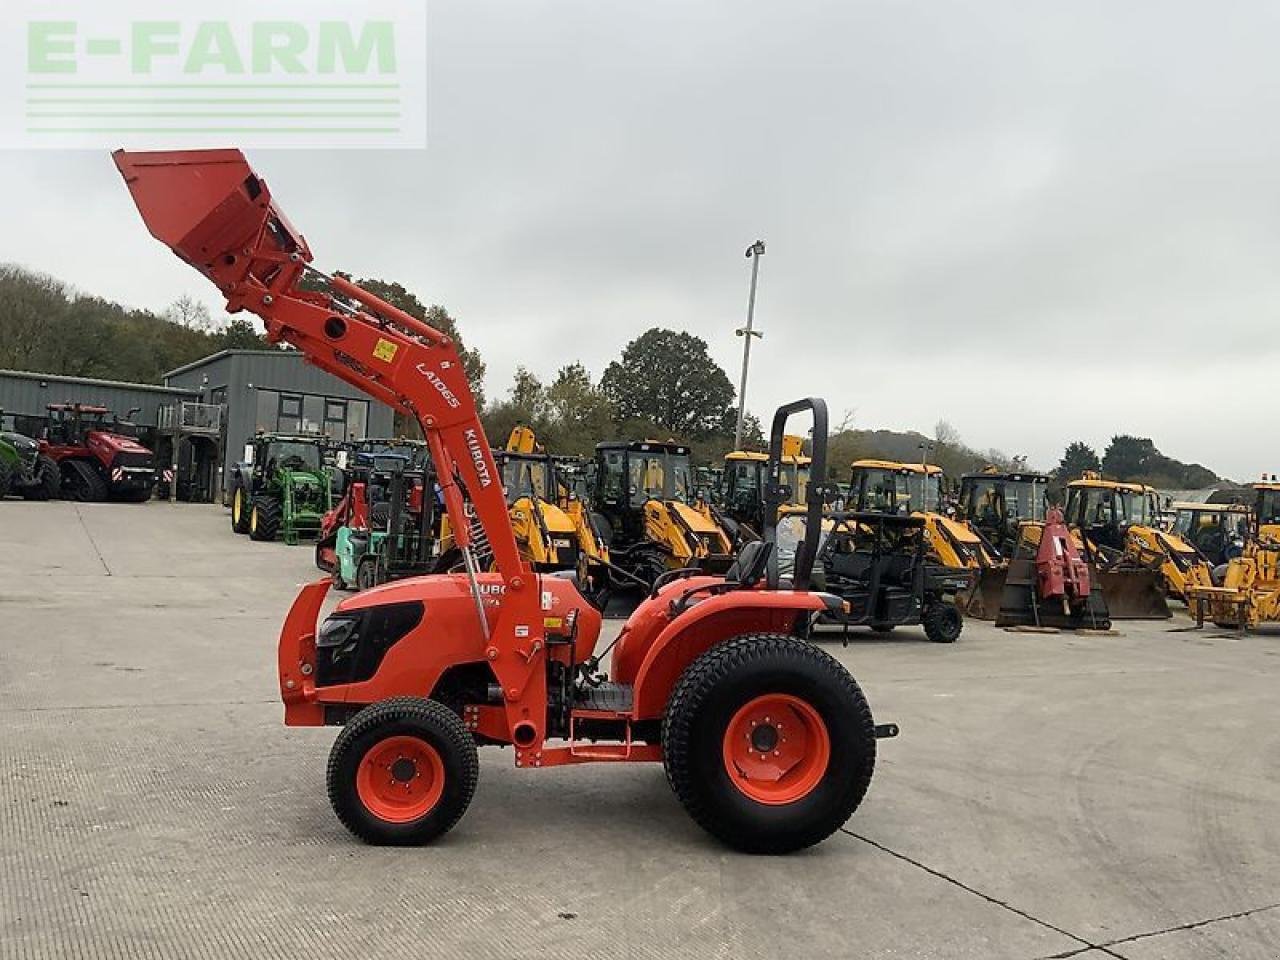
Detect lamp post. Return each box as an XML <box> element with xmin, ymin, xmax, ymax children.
<box><xmin>734</xmin><ymin>239</ymin><xmax>766</xmax><ymax>451</ymax></box>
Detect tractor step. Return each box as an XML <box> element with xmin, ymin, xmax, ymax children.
<box><xmin>575</xmin><ymin>682</ymin><xmax>633</xmax><ymax>713</ymax></box>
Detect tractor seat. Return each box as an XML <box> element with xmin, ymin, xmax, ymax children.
<box><xmin>724</xmin><ymin>539</ymin><xmax>772</xmax><ymax>588</ymax></box>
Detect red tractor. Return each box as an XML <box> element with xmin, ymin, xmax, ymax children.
<box><xmin>40</xmin><ymin>402</ymin><xmax>156</xmax><ymax>502</ymax></box>
<box><xmin>115</xmin><ymin>148</ymin><xmax>897</xmax><ymax>854</ymax></box>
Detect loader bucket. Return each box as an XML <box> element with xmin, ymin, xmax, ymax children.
<box><xmin>113</xmin><ymin>149</ymin><xmax>311</xmax><ymax>282</ymax></box>
<box><xmin>956</xmin><ymin>566</ymin><xmax>1005</xmax><ymax>621</ymax></box>
<box><xmin>1094</xmin><ymin>570</ymin><xmax>1171</xmax><ymax>620</ymax></box>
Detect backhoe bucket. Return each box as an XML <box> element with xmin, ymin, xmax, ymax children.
<box><xmin>113</xmin><ymin>149</ymin><xmax>310</xmax><ymax>280</ymax></box>
<box><xmin>957</xmin><ymin>566</ymin><xmax>1005</xmax><ymax>621</ymax></box>
<box><xmin>1094</xmin><ymin>569</ymin><xmax>1171</xmax><ymax>620</ymax></box>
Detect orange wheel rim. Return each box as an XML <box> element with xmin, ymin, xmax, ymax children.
<box><xmin>356</xmin><ymin>735</ymin><xmax>445</xmax><ymax>823</ymax></box>
<box><xmin>721</xmin><ymin>693</ymin><xmax>831</xmax><ymax>805</ymax></box>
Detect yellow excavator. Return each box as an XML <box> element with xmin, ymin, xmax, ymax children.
<box><xmin>1061</xmin><ymin>474</ymin><xmax>1212</xmax><ymax>615</ymax></box>
<box><xmin>719</xmin><ymin>434</ymin><xmax>810</xmax><ymax>537</ymax></box>
<box><xmin>846</xmin><ymin>459</ymin><xmax>998</xmax><ymax>614</ymax></box>
<box><xmin>1186</xmin><ymin>480</ymin><xmax>1280</xmax><ymax>630</ymax></box>
<box><xmin>590</xmin><ymin>438</ymin><xmax>735</xmax><ymax>589</ymax></box>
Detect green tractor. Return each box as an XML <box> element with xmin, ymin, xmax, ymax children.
<box><xmin>227</xmin><ymin>433</ymin><xmax>332</xmax><ymax>544</ymax></box>
<box><xmin>0</xmin><ymin>413</ymin><xmax>61</xmax><ymax>501</ymax></box>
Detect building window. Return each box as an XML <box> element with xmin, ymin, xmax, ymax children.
<box><xmin>324</xmin><ymin>399</ymin><xmax>347</xmax><ymax>439</ymax></box>
<box><xmin>346</xmin><ymin>400</ymin><xmax>368</xmax><ymax>440</ymax></box>
<box><xmin>255</xmin><ymin>389</ymin><xmax>279</xmax><ymax>433</ymax></box>
<box><xmin>278</xmin><ymin>394</ymin><xmax>302</xmax><ymax>433</ymax></box>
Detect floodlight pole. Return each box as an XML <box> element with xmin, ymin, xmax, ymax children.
<box><xmin>734</xmin><ymin>239</ymin><xmax>766</xmax><ymax>450</ymax></box>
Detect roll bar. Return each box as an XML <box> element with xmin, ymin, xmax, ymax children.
<box><xmin>763</xmin><ymin>397</ymin><xmax>830</xmax><ymax>591</ymax></box>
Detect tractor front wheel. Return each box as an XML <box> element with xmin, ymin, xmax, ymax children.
<box><xmin>923</xmin><ymin>602</ymin><xmax>963</xmax><ymax>643</ymax></box>
<box><xmin>327</xmin><ymin>697</ymin><xmax>479</xmax><ymax>845</ymax></box>
<box><xmin>0</xmin><ymin>460</ymin><xmax>12</xmax><ymax>499</ymax></box>
<box><xmin>355</xmin><ymin>555</ymin><xmax>381</xmax><ymax>591</ymax></box>
<box><xmin>230</xmin><ymin>483</ymin><xmax>251</xmax><ymax>534</ymax></box>
<box><xmin>23</xmin><ymin>455</ymin><xmax>61</xmax><ymax>501</ymax></box>
<box><xmin>249</xmin><ymin>495</ymin><xmax>281</xmax><ymax>542</ymax></box>
<box><xmin>62</xmin><ymin>460</ymin><xmax>108</xmax><ymax>502</ymax></box>
<box><xmin>662</xmin><ymin>633</ymin><xmax>877</xmax><ymax>854</ymax></box>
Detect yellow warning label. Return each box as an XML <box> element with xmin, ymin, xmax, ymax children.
<box><xmin>372</xmin><ymin>338</ymin><xmax>399</xmax><ymax>363</ymax></box>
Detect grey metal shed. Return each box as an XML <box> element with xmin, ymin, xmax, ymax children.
<box><xmin>163</xmin><ymin>349</ymin><xmax>394</xmax><ymax>491</ymax></box>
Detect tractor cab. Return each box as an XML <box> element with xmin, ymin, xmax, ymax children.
<box><xmin>1063</xmin><ymin>477</ymin><xmax>1159</xmax><ymax>551</ymax></box>
<box><xmin>958</xmin><ymin>469</ymin><xmax>1048</xmax><ymax>554</ymax></box>
<box><xmin>848</xmin><ymin>460</ymin><xmax>943</xmax><ymax>515</ymax></box>
<box><xmin>720</xmin><ymin>434</ymin><xmax>810</xmax><ymax>533</ymax></box>
<box><xmin>1171</xmin><ymin>502</ymin><xmax>1251</xmax><ymax>565</ymax></box>
<box><xmin>1252</xmin><ymin>482</ymin><xmax>1280</xmax><ymax>541</ymax></box>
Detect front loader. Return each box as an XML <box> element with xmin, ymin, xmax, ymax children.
<box><xmin>115</xmin><ymin>147</ymin><xmax>895</xmax><ymax>854</ymax></box>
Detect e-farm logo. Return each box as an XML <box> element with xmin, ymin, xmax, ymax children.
<box><xmin>3</xmin><ymin>1</ymin><xmax>426</xmax><ymax>149</ymax></box>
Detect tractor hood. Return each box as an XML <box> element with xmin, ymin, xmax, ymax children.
<box><xmin>2</xmin><ymin>432</ymin><xmax>39</xmax><ymax>467</ymax></box>
<box><xmin>88</xmin><ymin>431</ymin><xmax>153</xmax><ymax>460</ymax></box>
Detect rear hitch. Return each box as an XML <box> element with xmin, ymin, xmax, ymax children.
<box><xmin>874</xmin><ymin>723</ymin><xmax>900</xmax><ymax>739</ymax></box>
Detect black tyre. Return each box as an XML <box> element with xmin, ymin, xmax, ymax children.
<box><xmin>0</xmin><ymin>459</ymin><xmax>12</xmax><ymax>499</ymax></box>
<box><xmin>62</xmin><ymin>460</ymin><xmax>108</xmax><ymax>502</ymax></box>
<box><xmin>662</xmin><ymin>633</ymin><xmax>877</xmax><ymax>854</ymax></box>
<box><xmin>327</xmin><ymin>697</ymin><xmax>479</xmax><ymax>845</ymax></box>
<box><xmin>230</xmin><ymin>482</ymin><xmax>251</xmax><ymax>534</ymax></box>
<box><xmin>923</xmin><ymin>602</ymin><xmax>963</xmax><ymax>643</ymax></box>
<box><xmin>249</xmin><ymin>495</ymin><xmax>281</xmax><ymax>541</ymax></box>
<box><xmin>356</xmin><ymin>554</ymin><xmax>381</xmax><ymax>591</ymax></box>
<box><xmin>120</xmin><ymin>486</ymin><xmax>152</xmax><ymax>503</ymax></box>
<box><xmin>23</xmin><ymin>455</ymin><xmax>61</xmax><ymax>501</ymax></box>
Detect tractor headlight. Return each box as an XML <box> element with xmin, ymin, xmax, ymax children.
<box><xmin>314</xmin><ymin>602</ymin><xmax>424</xmax><ymax>687</ymax></box>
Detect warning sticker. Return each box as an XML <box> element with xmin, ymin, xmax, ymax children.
<box><xmin>515</xmin><ymin>625</ymin><xmax>530</xmax><ymax>638</ymax></box>
<box><xmin>373</xmin><ymin>338</ymin><xmax>399</xmax><ymax>363</ymax></box>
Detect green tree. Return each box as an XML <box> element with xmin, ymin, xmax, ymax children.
<box><xmin>1057</xmin><ymin>441</ymin><xmax>1101</xmax><ymax>481</ymax></box>
<box><xmin>1101</xmin><ymin>435</ymin><xmax>1157</xmax><ymax>480</ymax></box>
<box><xmin>221</xmin><ymin>316</ymin><xmax>269</xmax><ymax>350</ymax></box>
<box><xmin>544</xmin><ymin>363</ymin><xmax>616</xmax><ymax>457</ymax></box>
<box><xmin>600</xmin><ymin>328</ymin><xmax>735</xmax><ymax>435</ymax></box>
<box><xmin>349</xmin><ymin>277</ymin><xmax>486</xmax><ymax>407</ymax></box>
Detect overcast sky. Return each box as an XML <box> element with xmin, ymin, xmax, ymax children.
<box><xmin>3</xmin><ymin>0</ymin><xmax>1278</xmax><ymax>481</ymax></box>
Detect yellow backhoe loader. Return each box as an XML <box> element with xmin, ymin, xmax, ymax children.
<box><xmin>492</xmin><ymin>428</ymin><xmax>610</xmax><ymax>589</ymax></box>
<box><xmin>955</xmin><ymin>468</ymin><xmax>1049</xmax><ymax>617</ymax></box>
<box><xmin>591</xmin><ymin>439</ymin><xmax>735</xmax><ymax>590</ymax></box>
<box><xmin>1061</xmin><ymin>474</ymin><xmax>1211</xmax><ymax>617</ymax></box>
<box><xmin>1185</xmin><ymin>481</ymin><xmax>1280</xmax><ymax>630</ymax></box>
<box><xmin>719</xmin><ymin>434</ymin><xmax>810</xmax><ymax>538</ymax></box>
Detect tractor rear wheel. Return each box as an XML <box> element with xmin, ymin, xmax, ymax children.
<box><xmin>62</xmin><ymin>460</ymin><xmax>108</xmax><ymax>502</ymax></box>
<box><xmin>230</xmin><ymin>483</ymin><xmax>251</xmax><ymax>534</ymax></box>
<box><xmin>23</xmin><ymin>455</ymin><xmax>61</xmax><ymax>501</ymax></box>
<box><xmin>923</xmin><ymin>602</ymin><xmax>963</xmax><ymax>643</ymax></box>
<box><xmin>327</xmin><ymin>697</ymin><xmax>479</xmax><ymax>845</ymax></box>
<box><xmin>249</xmin><ymin>495</ymin><xmax>281</xmax><ymax>541</ymax></box>
<box><xmin>662</xmin><ymin>633</ymin><xmax>876</xmax><ymax>854</ymax></box>
<box><xmin>0</xmin><ymin>460</ymin><xmax>11</xmax><ymax>499</ymax></box>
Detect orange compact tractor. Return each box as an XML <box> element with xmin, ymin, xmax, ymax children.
<box><xmin>114</xmin><ymin>148</ymin><xmax>895</xmax><ymax>854</ymax></box>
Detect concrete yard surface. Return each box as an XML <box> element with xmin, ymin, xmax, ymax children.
<box><xmin>1</xmin><ymin>501</ymin><xmax>1278</xmax><ymax>959</ymax></box>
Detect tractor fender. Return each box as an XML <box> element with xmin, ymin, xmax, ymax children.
<box><xmin>620</xmin><ymin>588</ymin><xmax>835</xmax><ymax>720</ymax></box>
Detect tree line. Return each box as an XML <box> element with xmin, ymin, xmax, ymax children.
<box><xmin>0</xmin><ymin>263</ymin><xmax>1227</xmax><ymax>484</ymax></box>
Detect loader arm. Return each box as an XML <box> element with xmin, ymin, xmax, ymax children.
<box><xmin>113</xmin><ymin>149</ymin><xmax>537</xmax><ymax>643</ymax></box>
